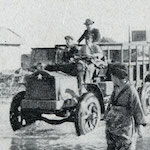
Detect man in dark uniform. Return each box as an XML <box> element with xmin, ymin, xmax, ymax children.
<box><xmin>45</xmin><ymin>35</ymin><xmax>85</xmax><ymax>94</ymax></box>
<box><xmin>78</xmin><ymin>19</ymin><xmax>101</xmax><ymax>44</ymax></box>
<box><xmin>45</xmin><ymin>35</ymin><xmax>78</xmax><ymax>76</ymax></box>
<box><xmin>62</xmin><ymin>36</ymin><xmax>78</xmax><ymax>63</ymax></box>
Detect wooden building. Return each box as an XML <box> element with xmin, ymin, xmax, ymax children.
<box><xmin>0</xmin><ymin>27</ymin><xmax>22</xmax><ymax>72</ymax></box>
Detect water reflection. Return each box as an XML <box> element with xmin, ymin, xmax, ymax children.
<box><xmin>1</xmin><ymin>102</ymin><xmax>150</xmax><ymax>150</ymax></box>
<box><xmin>10</xmin><ymin>138</ymin><xmax>39</xmax><ymax>150</ymax></box>
<box><xmin>7</xmin><ymin>120</ymin><xmax>150</xmax><ymax>150</ymax></box>
<box><xmin>10</xmin><ymin>137</ymin><xmax>105</xmax><ymax>150</ymax></box>
<box><xmin>7</xmin><ymin>120</ymin><xmax>107</xmax><ymax>150</ymax></box>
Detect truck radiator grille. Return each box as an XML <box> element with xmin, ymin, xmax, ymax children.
<box><xmin>25</xmin><ymin>77</ymin><xmax>56</xmax><ymax>100</ymax></box>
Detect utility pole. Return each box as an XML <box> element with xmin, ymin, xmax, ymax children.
<box><xmin>128</xmin><ymin>26</ymin><xmax>131</xmax><ymax>81</ymax></box>
<box><xmin>128</xmin><ymin>26</ymin><xmax>131</xmax><ymax>43</ymax></box>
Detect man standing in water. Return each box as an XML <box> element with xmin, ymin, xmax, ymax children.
<box><xmin>105</xmin><ymin>63</ymin><xmax>146</xmax><ymax>150</ymax></box>
<box><xmin>78</xmin><ymin>18</ymin><xmax>101</xmax><ymax>44</ymax></box>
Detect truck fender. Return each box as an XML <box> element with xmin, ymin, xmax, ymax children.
<box><xmin>84</xmin><ymin>83</ymin><xmax>105</xmax><ymax>114</ymax></box>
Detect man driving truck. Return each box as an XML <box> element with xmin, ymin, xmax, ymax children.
<box><xmin>45</xmin><ymin>35</ymin><xmax>78</xmax><ymax>75</ymax></box>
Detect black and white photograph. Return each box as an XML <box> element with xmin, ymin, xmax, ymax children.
<box><xmin>0</xmin><ymin>0</ymin><xmax>150</xmax><ymax>149</ymax></box>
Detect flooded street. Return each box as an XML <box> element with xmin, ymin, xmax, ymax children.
<box><xmin>0</xmin><ymin>99</ymin><xmax>150</xmax><ymax>150</ymax></box>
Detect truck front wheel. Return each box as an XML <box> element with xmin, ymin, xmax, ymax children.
<box><xmin>10</xmin><ymin>91</ymin><xmax>39</xmax><ymax>131</ymax></box>
<box><xmin>75</xmin><ymin>93</ymin><xmax>101</xmax><ymax>136</ymax></box>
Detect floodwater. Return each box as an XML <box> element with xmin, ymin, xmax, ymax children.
<box><xmin>0</xmin><ymin>99</ymin><xmax>150</xmax><ymax>150</ymax></box>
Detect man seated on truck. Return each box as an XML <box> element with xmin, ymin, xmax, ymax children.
<box><xmin>77</xmin><ymin>18</ymin><xmax>101</xmax><ymax>44</ymax></box>
<box><xmin>45</xmin><ymin>35</ymin><xmax>79</xmax><ymax>75</ymax></box>
<box><xmin>77</xmin><ymin>34</ymin><xmax>105</xmax><ymax>83</ymax></box>
<box><xmin>45</xmin><ymin>35</ymin><xmax>85</xmax><ymax>94</ymax></box>
<box><xmin>45</xmin><ymin>35</ymin><xmax>105</xmax><ymax>94</ymax></box>
<box><xmin>62</xmin><ymin>36</ymin><xmax>79</xmax><ymax>63</ymax></box>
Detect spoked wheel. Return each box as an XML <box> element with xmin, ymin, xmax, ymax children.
<box><xmin>141</xmin><ymin>82</ymin><xmax>150</xmax><ymax>115</ymax></box>
<box><xmin>10</xmin><ymin>91</ymin><xmax>38</xmax><ymax>131</ymax></box>
<box><xmin>75</xmin><ymin>93</ymin><xmax>101</xmax><ymax>136</ymax></box>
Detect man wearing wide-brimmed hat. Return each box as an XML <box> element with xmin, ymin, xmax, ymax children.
<box><xmin>104</xmin><ymin>63</ymin><xmax>146</xmax><ymax>150</ymax></box>
<box><xmin>78</xmin><ymin>19</ymin><xmax>101</xmax><ymax>44</ymax></box>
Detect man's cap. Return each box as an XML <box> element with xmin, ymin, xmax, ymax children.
<box><xmin>84</xmin><ymin>19</ymin><xmax>94</xmax><ymax>25</ymax></box>
<box><xmin>64</xmin><ymin>35</ymin><xmax>74</xmax><ymax>40</ymax></box>
<box><xmin>109</xmin><ymin>63</ymin><xmax>128</xmax><ymax>79</ymax></box>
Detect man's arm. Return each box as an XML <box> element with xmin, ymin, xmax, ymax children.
<box><xmin>78</xmin><ymin>30</ymin><xmax>87</xmax><ymax>44</ymax></box>
<box><xmin>129</xmin><ymin>86</ymin><xmax>146</xmax><ymax>126</ymax></box>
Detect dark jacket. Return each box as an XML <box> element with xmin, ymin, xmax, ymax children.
<box><xmin>78</xmin><ymin>28</ymin><xmax>101</xmax><ymax>43</ymax></box>
<box><xmin>63</xmin><ymin>45</ymin><xmax>78</xmax><ymax>63</ymax></box>
<box><xmin>105</xmin><ymin>82</ymin><xmax>146</xmax><ymax>136</ymax></box>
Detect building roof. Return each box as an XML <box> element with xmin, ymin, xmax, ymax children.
<box><xmin>0</xmin><ymin>27</ymin><xmax>22</xmax><ymax>46</ymax></box>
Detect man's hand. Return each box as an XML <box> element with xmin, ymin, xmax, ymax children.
<box><xmin>69</xmin><ymin>57</ymin><xmax>75</xmax><ymax>63</ymax></box>
<box><xmin>93</xmin><ymin>53</ymin><xmax>103</xmax><ymax>60</ymax></box>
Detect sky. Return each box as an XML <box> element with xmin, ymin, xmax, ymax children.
<box><xmin>0</xmin><ymin>0</ymin><xmax>150</xmax><ymax>71</ymax></box>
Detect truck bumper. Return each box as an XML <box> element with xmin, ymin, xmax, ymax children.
<box><xmin>21</xmin><ymin>99</ymin><xmax>64</xmax><ymax>111</ymax></box>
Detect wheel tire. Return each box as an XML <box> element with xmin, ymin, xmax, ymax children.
<box><xmin>9</xmin><ymin>91</ymin><xmax>38</xmax><ymax>131</ymax></box>
<box><xmin>141</xmin><ymin>82</ymin><xmax>150</xmax><ymax>115</ymax></box>
<box><xmin>75</xmin><ymin>92</ymin><xmax>101</xmax><ymax>136</ymax></box>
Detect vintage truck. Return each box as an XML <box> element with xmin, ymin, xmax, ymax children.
<box><xmin>10</xmin><ymin>42</ymin><xmax>150</xmax><ymax>136</ymax></box>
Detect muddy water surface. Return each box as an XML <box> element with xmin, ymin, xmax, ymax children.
<box><xmin>0</xmin><ymin>101</ymin><xmax>150</xmax><ymax>150</ymax></box>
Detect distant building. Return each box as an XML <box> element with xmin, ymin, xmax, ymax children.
<box><xmin>132</xmin><ymin>30</ymin><xmax>146</xmax><ymax>42</ymax></box>
<box><xmin>0</xmin><ymin>27</ymin><xmax>22</xmax><ymax>72</ymax></box>
<box><xmin>101</xmin><ymin>37</ymin><xmax>116</xmax><ymax>43</ymax></box>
